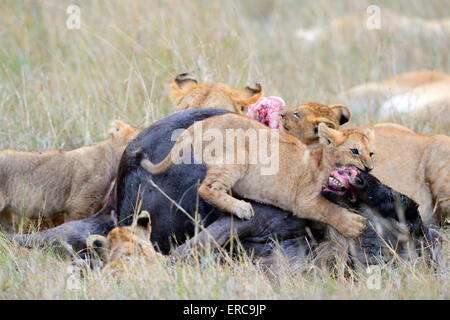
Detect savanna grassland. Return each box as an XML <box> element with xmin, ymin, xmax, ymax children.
<box><xmin>0</xmin><ymin>0</ymin><xmax>448</xmax><ymax>299</ymax></box>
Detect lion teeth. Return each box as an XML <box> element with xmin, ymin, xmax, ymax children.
<box><xmin>329</xmin><ymin>176</ymin><xmax>344</xmax><ymax>187</ymax></box>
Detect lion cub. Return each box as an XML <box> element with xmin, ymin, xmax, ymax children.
<box><xmin>281</xmin><ymin>102</ymin><xmax>351</xmax><ymax>147</ymax></box>
<box><xmin>169</xmin><ymin>73</ymin><xmax>263</xmax><ymax>114</ymax></box>
<box><xmin>141</xmin><ymin>113</ymin><xmax>375</xmax><ymax>238</ymax></box>
<box><xmin>86</xmin><ymin>211</ymin><xmax>164</xmax><ymax>275</ymax></box>
<box><xmin>281</xmin><ymin>103</ymin><xmax>450</xmax><ymax>224</ymax></box>
<box><xmin>0</xmin><ymin>120</ymin><xmax>140</xmax><ymax>231</ymax></box>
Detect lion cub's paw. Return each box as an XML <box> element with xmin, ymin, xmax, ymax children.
<box><xmin>232</xmin><ymin>200</ymin><xmax>255</xmax><ymax>220</ymax></box>
<box><xmin>337</xmin><ymin>213</ymin><xmax>366</xmax><ymax>238</ymax></box>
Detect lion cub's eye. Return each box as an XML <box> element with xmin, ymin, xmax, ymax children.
<box><xmin>293</xmin><ymin>112</ymin><xmax>300</xmax><ymax>119</ymax></box>
<box><xmin>350</xmin><ymin>148</ymin><xmax>359</xmax><ymax>155</ymax></box>
<box><xmin>370</xmin><ymin>152</ymin><xmax>374</xmax><ymax>157</ymax></box>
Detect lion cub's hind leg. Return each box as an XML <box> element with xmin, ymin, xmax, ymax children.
<box><xmin>198</xmin><ymin>165</ymin><xmax>254</xmax><ymax>220</ymax></box>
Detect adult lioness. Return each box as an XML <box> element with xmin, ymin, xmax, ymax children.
<box><xmin>141</xmin><ymin>113</ymin><xmax>375</xmax><ymax>238</ymax></box>
<box><xmin>338</xmin><ymin>70</ymin><xmax>450</xmax><ymax>130</ymax></box>
<box><xmin>0</xmin><ymin>120</ymin><xmax>140</xmax><ymax>231</ymax></box>
<box><xmin>169</xmin><ymin>73</ymin><xmax>263</xmax><ymax>114</ymax></box>
<box><xmin>281</xmin><ymin>103</ymin><xmax>450</xmax><ymax>223</ymax></box>
<box><xmin>296</xmin><ymin>10</ymin><xmax>450</xmax><ymax>45</ymax></box>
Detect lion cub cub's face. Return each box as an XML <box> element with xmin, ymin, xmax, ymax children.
<box><xmin>87</xmin><ymin>211</ymin><xmax>163</xmax><ymax>274</ymax></box>
<box><xmin>169</xmin><ymin>73</ymin><xmax>263</xmax><ymax>114</ymax></box>
<box><xmin>281</xmin><ymin>102</ymin><xmax>351</xmax><ymax>146</ymax></box>
<box><xmin>318</xmin><ymin>123</ymin><xmax>375</xmax><ymax>172</ymax></box>
<box><xmin>108</xmin><ymin>120</ymin><xmax>140</xmax><ymax>145</ymax></box>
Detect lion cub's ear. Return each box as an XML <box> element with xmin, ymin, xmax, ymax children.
<box><xmin>137</xmin><ymin>210</ymin><xmax>151</xmax><ymax>235</ymax></box>
<box><xmin>169</xmin><ymin>73</ymin><xmax>198</xmax><ymax>105</ymax></box>
<box><xmin>363</xmin><ymin>128</ymin><xmax>375</xmax><ymax>144</ymax></box>
<box><xmin>233</xmin><ymin>83</ymin><xmax>262</xmax><ymax>99</ymax></box>
<box><xmin>109</xmin><ymin>120</ymin><xmax>126</xmax><ymax>137</ymax></box>
<box><xmin>109</xmin><ymin>120</ymin><xmax>139</xmax><ymax>140</ymax></box>
<box><xmin>243</xmin><ymin>83</ymin><xmax>262</xmax><ymax>98</ymax></box>
<box><xmin>329</xmin><ymin>104</ymin><xmax>351</xmax><ymax>125</ymax></box>
<box><xmin>231</xmin><ymin>83</ymin><xmax>263</xmax><ymax>114</ymax></box>
<box><xmin>131</xmin><ymin>210</ymin><xmax>152</xmax><ymax>240</ymax></box>
<box><xmin>318</xmin><ymin>122</ymin><xmax>343</xmax><ymax>146</ymax></box>
<box><xmin>173</xmin><ymin>73</ymin><xmax>198</xmax><ymax>92</ymax></box>
<box><xmin>86</xmin><ymin>234</ymin><xmax>108</xmax><ymax>261</ymax></box>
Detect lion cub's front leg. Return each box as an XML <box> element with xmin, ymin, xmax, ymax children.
<box><xmin>198</xmin><ymin>165</ymin><xmax>254</xmax><ymax>220</ymax></box>
<box><xmin>299</xmin><ymin>196</ymin><xmax>366</xmax><ymax>238</ymax></box>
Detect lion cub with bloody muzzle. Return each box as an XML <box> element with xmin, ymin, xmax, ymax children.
<box><xmin>281</xmin><ymin>103</ymin><xmax>450</xmax><ymax>224</ymax></box>
<box><xmin>0</xmin><ymin>120</ymin><xmax>140</xmax><ymax>231</ymax></box>
<box><xmin>141</xmin><ymin>113</ymin><xmax>375</xmax><ymax>238</ymax></box>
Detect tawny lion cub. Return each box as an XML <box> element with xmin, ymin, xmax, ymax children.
<box><xmin>280</xmin><ymin>102</ymin><xmax>351</xmax><ymax>146</ymax></box>
<box><xmin>169</xmin><ymin>73</ymin><xmax>263</xmax><ymax>114</ymax></box>
<box><xmin>141</xmin><ymin>114</ymin><xmax>375</xmax><ymax>238</ymax></box>
<box><xmin>281</xmin><ymin>103</ymin><xmax>450</xmax><ymax>223</ymax></box>
<box><xmin>0</xmin><ymin>120</ymin><xmax>140</xmax><ymax>231</ymax></box>
<box><xmin>86</xmin><ymin>211</ymin><xmax>164</xmax><ymax>275</ymax></box>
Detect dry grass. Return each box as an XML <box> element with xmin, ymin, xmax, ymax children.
<box><xmin>0</xmin><ymin>0</ymin><xmax>448</xmax><ymax>299</ymax></box>
<box><xmin>0</xmin><ymin>233</ymin><xmax>448</xmax><ymax>299</ymax></box>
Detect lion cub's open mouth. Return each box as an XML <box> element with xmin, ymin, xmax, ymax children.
<box><xmin>322</xmin><ymin>166</ymin><xmax>359</xmax><ymax>202</ymax></box>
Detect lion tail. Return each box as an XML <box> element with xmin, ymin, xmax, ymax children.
<box><xmin>140</xmin><ymin>125</ymin><xmax>195</xmax><ymax>175</ymax></box>
<box><xmin>141</xmin><ymin>153</ymin><xmax>176</xmax><ymax>175</ymax></box>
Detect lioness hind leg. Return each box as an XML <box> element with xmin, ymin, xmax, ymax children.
<box><xmin>198</xmin><ymin>166</ymin><xmax>254</xmax><ymax>220</ymax></box>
